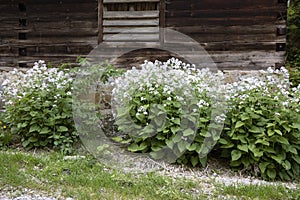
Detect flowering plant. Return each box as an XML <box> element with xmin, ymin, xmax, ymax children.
<box><xmin>1</xmin><ymin>60</ymin><xmax>78</xmax><ymax>153</ymax></box>
<box><xmin>112</xmin><ymin>58</ymin><xmax>225</xmax><ymax>166</ymax></box>
<box><xmin>221</xmin><ymin>67</ymin><xmax>300</xmax><ymax>180</ymax></box>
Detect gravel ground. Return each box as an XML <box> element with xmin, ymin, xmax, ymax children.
<box><xmin>0</xmin><ymin>186</ymin><xmax>72</xmax><ymax>200</ymax></box>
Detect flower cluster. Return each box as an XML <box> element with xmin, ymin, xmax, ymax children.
<box><xmin>0</xmin><ymin>60</ymin><xmax>77</xmax><ymax>153</ymax></box>
<box><xmin>112</xmin><ymin>58</ymin><xmax>225</xmax><ymax>111</ymax></box>
<box><xmin>1</xmin><ymin>60</ymin><xmax>72</xmax><ymax>107</ymax></box>
<box><xmin>225</xmin><ymin>67</ymin><xmax>291</xmax><ymax>109</ymax></box>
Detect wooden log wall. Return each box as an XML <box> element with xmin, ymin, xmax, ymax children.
<box><xmin>0</xmin><ymin>0</ymin><xmax>287</xmax><ymax>70</ymax></box>
<box><xmin>0</xmin><ymin>0</ymin><xmax>98</xmax><ymax>67</ymax></box>
<box><xmin>165</xmin><ymin>0</ymin><xmax>287</xmax><ymax>70</ymax></box>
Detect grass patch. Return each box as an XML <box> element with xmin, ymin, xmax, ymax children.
<box><xmin>0</xmin><ymin>150</ymin><xmax>299</xmax><ymax>199</ymax></box>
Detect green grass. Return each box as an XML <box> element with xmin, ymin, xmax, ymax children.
<box><xmin>0</xmin><ymin>150</ymin><xmax>299</xmax><ymax>200</ymax></box>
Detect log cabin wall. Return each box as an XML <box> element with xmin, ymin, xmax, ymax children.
<box><xmin>165</xmin><ymin>0</ymin><xmax>287</xmax><ymax>70</ymax></box>
<box><xmin>0</xmin><ymin>0</ymin><xmax>98</xmax><ymax>67</ymax></box>
<box><xmin>0</xmin><ymin>0</ymin><xmax>287</xmax><ymax>70</ymax></box>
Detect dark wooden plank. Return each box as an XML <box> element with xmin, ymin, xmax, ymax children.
<box><xmin>98</xmin><ymin>0</ymin><xmax>104</xmax><ymax>43</ymax></box>
<box><xmin>104</xmin><ymin>0</ymin><xmax>159</xmax><ymax>3</ymax></box>
<box><xmin>166</xmin><ymin>0</ymin><xmax>279</xmax><ymax>10</ymax></box>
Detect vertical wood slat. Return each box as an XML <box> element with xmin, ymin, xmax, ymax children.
<box><xmin>159</xmin><ymin>0</ymin><xmax>165</xmax><ymax>45</ymax></box>
<box><xmin>98</xmin><ymin>0</ymin><xmax>104</xmax><ymax>44</ymax></box>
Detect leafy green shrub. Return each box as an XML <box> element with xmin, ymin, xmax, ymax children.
<box><xmin>0</xmin><ymin>114</ymin><xmax>14</xmax><ymax>148</ymax></box>
<box><xmin>221</xmin><ymin>68</ymin><xmax>300</xmax><ymax>180</ymax></box>
<box><xmin>1</xmin><ymin>60</ymin><xmax>78</xmax><ymax>153</ymax></box>
<box><xmin>112</xmin><ymin>58</ymin><xmax>225</xmax><ymax>166</ymax></box>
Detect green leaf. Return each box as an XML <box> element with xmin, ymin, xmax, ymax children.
<box><xmin>255</xmin><ymin>139</ymin><xmax>270</xmax><ymax>146</ymax></box>
<box><xmin>271</xmin><ymin>154</ymin><xmax>285</xmax><ymax>164</ymax></box>
<box><xmin>241</xmin><ymin>114</ymin><xmax>250</xmax><ymax>121</ymax></box>
<box><xmin>237</xmin><ymin>144</ymin><xmax>248</xmax><ymax>152</ymax></box>
<box><xmin>231</xmin><ymin>150</ymin><xmax>242</xmax><ymax>161</ymax></box>
<box><xmin>292</xmin><ymin>155</ymin><xmax>300</xmax><ymax>164</ymax></box>
<box><xmin>28</xmin><ymin>137</ymin><xmax>38</xmax><ymax>142</ymax></box>
<box><xmin>186</xmin><ymin>143</ymin><xmax>198</xmax><ymax>151</ymax></box>
<box><xmin>267</xmin><ymin>130</ymin><xmax>275</xmax><ymax>137</ymax></box>
<box><xmin>249</xmin><ymin>126</ymin><xmax>264</xmax><ymax>133</ymax></box>
<box><xmin>177</xmin><ymin>141</ymin><xmax>188</xmax><ymax>153</ymax></box>
<box><xmin>171</xmin><ymin>126</ymin><xmax>180</xmax><ymax>134</ymax></box>
<box><xmin>267</xmin><ymin>168</ymin><xmax>276</xmax><ymax>180</ymax></box>
<box><xmin>166</xmin><ymin>139</ymin><xmax>174</xmax><ymax>149</ymax></box>
<box><xmin>29</xmin><ymin>124</ymin><xmax>40</xmax><ymax>133</ymax></box>
<box><xmin>128</xmin><ymin>143</ymin><xmax>139</xmax><ymax>152</ymax></box>
<box><xmin>235</xmin><ymin>121</ymin><xmax>245</xmax><ymax>129</ymax></box>
<box><xmin>40</xmin><ymin>127</ymin><xmax>51</xmax><ymax>134</ymax></box>
<box><xmin>191</xmin><ymin>156</ymin><xmax>199</xmax><ymax>167</ymax></box>
<box><xmin>172</xmin><ymin>118</ymin><xmax>181</xmax><ymax>125</ymax></box>
<box><xmin>57</xmin><ymin>126</ymin><xmax>68</xmax><ymax>132</ymax></box>
<box><xmin>282</xmin><ymin>160</ymin><xmax>291</xmax><ymax>170</ymax></box>
<box><xmin>292</xmin><ymin>123</ymin><xmax>300</xmax><ymax>130</ymax></box>
<box><xmin>199</xmin><ymin>156</ymin><xmax>207</xmax><ymax>167</ymax></box>
<box><xmin>274</xmin><ymin>129</ymin><xmax>283</xmax><ymax>136</ymax></box>
<box><xmin>22</xmin><ymin>140</ymin><xmax>30</xmax><ymax>148</ymax></box>
<box><xmin>183</xmin><ymin>128</ymin><xmax>195</xmax><ymax>137</ymax></box>
<box><xmin>172</xmin><ymin>134</ymin><xmax>182</xmax><ymax>143</ymax></box>
<box><xmin>249</xmin><ymin>144</ymin><xmax>264</xmax><ymax>158</ymax></box>
<box><xmin>259</xmin><ymin>162</ymin><xmax>270</xmax><ymax>173</ymax></box>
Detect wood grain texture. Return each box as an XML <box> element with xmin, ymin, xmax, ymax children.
<box><xmin>0</xmin><ymin>0</ymin><xmax>287</xmax><ymax>70</ymax></box>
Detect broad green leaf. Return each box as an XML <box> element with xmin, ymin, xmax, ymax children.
<box><xmin>177</xmin><ymin>141</ymin><xmax>188</xmax><ymax>153</ymax></box>
<box><xmin>218</xmin><ymin>138</ymin><xmax>229</xmax><ymax>145</ymax></box>
<box><xmin>282</xmin><ymin>160</ymin><xmax>291</xmax><ymax>170</ymax></box>
<box><xmin>166</xmin><ymin>139</ymin><xmax>174</xmax><ymax>149</ymax></box>
<box><xmin>128</xmin><ymin>143</ymin><xmax>139</xmax><ymax>152</ymax></box>
<box><xmin>199</xmin><ymin>156</ymin><xmax>207</xmax><ymax>167</ymax></box>
<box><xmin>29</xmin><ymin>124</ymin><xmax>40</xmax><ymax>133</ymax></box>
<box><xmin>28</xmin><ymin>137</ymin><xmax>38</xmax><ymax>142</ymax></box>
<box><xmin>292</xmin><ymin>123</ymin><xmax>300</xmax><ymax>130</ymax></box>
<box><xmin>274</xmin><ymin>129</ymin><xmax>283</xmax><ymax>136</ymax></box>
<box><xmin>249</xmin><ymin>126</ymin><xmax>264</xmax><ymax>133</ymax></box>
<box><xmin>249</xmin><ymin>144</ymin><xmax>264</xmax><ymax>158</ymax></box>
<box><xmin>112</xmin><ymin>136</ymin><xmax>124</xmax><ymax>143</ymax></box>
<box><xmin>267</xmin><ymin>130</ymin><xmax>275</xmax><ymax>137</ymax></box>
<box><xmin>235</xmin><ymin>121</ymin><xmax>245</xmax><ymax>129</ymax></box>
<box><xmin>231</xmin><ymin>150</ymin><xmax>242</xmax><ymax>161</ymax></box>
<box><xmin>171</xmin><ymin>126</ymin><xmax>180</xmax><ymax>134</ymax></box>
<box><xmin>186</xmin><ymin>143</ymin><xmax>198</xmax><ymax>151</ymax></box>
<box><xmin>287</xmin><ymin>146</ymin><xmax>298</xmax><ymax>154</ymax></box>
<box><xmin>173</xmin><ymin>134</ymin><xmax>182</xmax><ymax>143</ymax></box>
<box><xmin>259</xmin><ymin>162</ymin><xmax>270</xmax><ymax>173</ymax></box>
<box><xmin>183</xmin><ymin>128</ymin><xmax>195</xmax><ymax>137</ymax></box>
<box><xmin>40</xmin><ymin>127</ymin><xmax>51</xmax><ymax>134</ymax></box>
<box><xmin>266</xmin><ymin>123</ymin><xmax>276</xmax><ymax>128</ymax></box>
<box><xmin>267</xmin><ymin>168</ymin><xmax>276</xmax><ymax>180</ymax></box>
<box><xmin>22</xmin><ymin>140</ymin><xmax>30</xmax><ymax>148</ymax></box>
<box><xmin>172</xmin><ymin>118</ymin><xmax>181</xmax><ymax>125</ymax></box>
<box><xmin>292</xmin><ymin>155</ymin><xmax>300</xmax><ymax>164</ymax></box>
<box><xmin>237</xmin><ymin>144</ymin><xmax>248</xmax><ymax>152</ymax></box>
<box><xmin>255</xmin><ymin>139</ymin><xmax>270</xmax><ymax>146</ymax></box>
<box><xmin>191</xmin><ymin>156</ymin><xmax>199</xmax><ymax>167</ymax></box>
<box><xmin>241</xmin><ymin>114</ymin><xmax>250</xmax><ymax>121</ymax></box>
<box><xmin>57</xmin><ymin>126</ymin><xmax>68</xmax><ymax>132</ymax></box>
<box><xmin>271</xmin><ymin>154</ymin><xmax>285</xmax><ymax>164</ymax></box>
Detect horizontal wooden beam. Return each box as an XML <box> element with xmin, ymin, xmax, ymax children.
<box><xmin>103</xmin><ymin>33</ymin><xmax>159</xmax><ymax>41</ymax></box>
<box><xmin>104</xmin><ymin>0</ymin><xmax>159</xmax><ymax>3</ymax></box>
<box><xmin>103</xmin><ymin>11</ymin><xmax>159</xmax><ymax>19</ymax></box>
<box><xmin>103</xmin><ymin>19</ymin><xmax>159</xmax><ymax>26</ymax></box>
<box><xmin>103</xmin><ymin>27</ymin><xmax>159</xmax><ymax>33</ymax></box>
